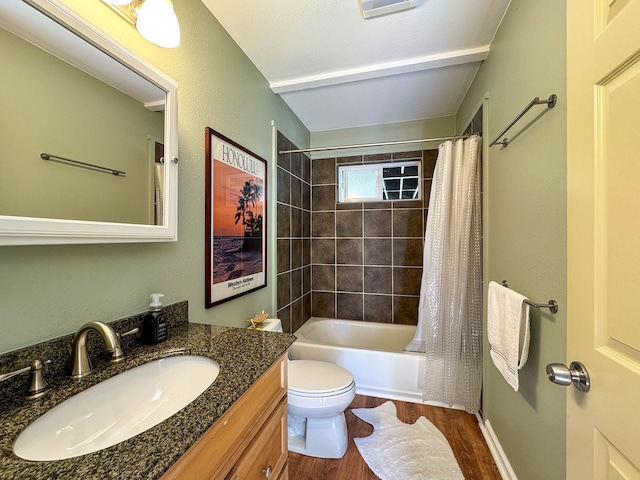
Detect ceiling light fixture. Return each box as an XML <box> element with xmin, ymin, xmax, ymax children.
<box><xmin>100</xmin><ymin>0</ymin><xmax>180</xmax><ymax>48</ymax></box>
<box><xmin>359</xmin><ymin>0</ymin><xmax>417</xmax><ymax>19</ymax></box>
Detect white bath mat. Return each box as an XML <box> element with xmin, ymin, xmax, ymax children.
<box><xmin>351</xmin><ymin>401</ymin><xmax>464</xmax><ymax>480</ymax></box>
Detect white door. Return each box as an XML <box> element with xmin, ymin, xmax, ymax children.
<box><xmin>567</xmin><ymin>0</ymin><xmax>640</xmax><ymax>478</ymax></box>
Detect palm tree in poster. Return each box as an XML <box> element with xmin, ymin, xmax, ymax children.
<box><xmin>234</xmin><ymin>180</ymin><xmax>262</xmax><ymax>250</ymax></box>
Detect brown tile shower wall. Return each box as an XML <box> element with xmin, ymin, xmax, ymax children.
<box><xmin>276</xmin><ymin>132</ymin><xmax>312</xmax><ymax>333</ymax></box>
<box><xmin>310</xmin><ymin>150</ymin><xmax>437</xmax><ymax>325</ymax></box>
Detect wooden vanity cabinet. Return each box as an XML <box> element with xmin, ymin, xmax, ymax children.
<box><xmin>161</xmin><ymin>354</ymin><xmax>288</xmax><ymax>480</ymax></box>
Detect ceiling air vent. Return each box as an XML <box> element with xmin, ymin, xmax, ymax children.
<box><xmin>359</xmin><ymin>0</ymin><xmax>417</xmax><ymax>19</ymax></box>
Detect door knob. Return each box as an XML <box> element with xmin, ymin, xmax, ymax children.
<box><xmin>545</xmin><ymin>361</ymin><xmax>590</xmax><ymax>391</ymax></box>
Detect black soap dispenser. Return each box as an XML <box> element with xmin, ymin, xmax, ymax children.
<box><xmin>143</xmin><ymin>293</ymin><xmax>167</xmax><ymax>345</ymax></box>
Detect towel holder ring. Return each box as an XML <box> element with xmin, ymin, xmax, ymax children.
<box><xmin>501</xmin><ymin>280</ymin><xmax>559</xmax><ymax>314</ymax></box>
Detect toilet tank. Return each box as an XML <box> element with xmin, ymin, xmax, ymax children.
<box><xmin>252</xmin><ymin>318</ymin><xmax>283</xmax><ymax>332</ymax></box>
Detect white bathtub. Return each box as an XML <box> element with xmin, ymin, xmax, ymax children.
<box><xmin>289</xmin><ymin>317</ymin><xmax>429</xmax><ymax>405</ymax></box>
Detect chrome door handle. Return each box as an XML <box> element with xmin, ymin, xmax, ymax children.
<box><xmin>546</xmin><ymin>361</ymin><xmax>590</xmax><ymax>392</ymax></box>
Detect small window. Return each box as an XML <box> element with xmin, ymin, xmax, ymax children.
<box><xmin>338</xmin><ymin>160</ymin><xmax>421</xmax><ymax>203</ymax></box>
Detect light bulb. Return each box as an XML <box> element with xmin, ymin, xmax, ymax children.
<box><xmin>136</xmin><ymin>0</ymin><xmax>180</xmax><ymax>48</ymax></box>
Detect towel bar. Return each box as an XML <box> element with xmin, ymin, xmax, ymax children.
<box><xmin>41</xmin><ymin>152</ymin><xmax>126</xmax><ymax>176</ymax></box>
<box><xmin>489</xmin><ymin>94</ymin><xmax>557</xmax><ymax>147</ymax></box>
<box><xmin>500</xmin><ymin>280</ymin><xmax>559</xmax><ymax>314</ymax></box>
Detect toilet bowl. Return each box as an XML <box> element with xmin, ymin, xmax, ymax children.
<box><xmin>254</xmin><ymin>318</ymin><xmax>356</xmax><ymax>459</ymax></box>
<box><xmin>287</xmin><ymin>359</ymin><xmax>356</xmax><ymax>458</ymax></box>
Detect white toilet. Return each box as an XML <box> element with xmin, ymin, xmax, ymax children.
<box><xmin>256</xmin><ymin>319</ymin><xmax>356</xmax><ymax>459</ymax></box>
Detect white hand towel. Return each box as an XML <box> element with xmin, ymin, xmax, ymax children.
<box><xmin>487</xmin><ymin>281</ymin><xmax>530</xmax><ymax>391</ymax></box>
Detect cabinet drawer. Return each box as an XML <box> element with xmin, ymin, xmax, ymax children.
<box><xmin>226</xmin><ymin>398</ymin><xmax>287</xmax><ymax>480</ymax></box>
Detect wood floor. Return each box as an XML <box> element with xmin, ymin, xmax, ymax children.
<box><xmin>288</xmin><ymin>395</ymin><xmax>501</xmax><ymax>480</ymax></box>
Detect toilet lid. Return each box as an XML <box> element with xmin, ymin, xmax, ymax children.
<box><xmin>288</xmin><ymin>360</ymin><xmax>354</xmax><ymax>394</ymax></box>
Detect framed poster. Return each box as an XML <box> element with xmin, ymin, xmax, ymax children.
<box><xmin>205</xmin><ymin>128</ymin><xmax>267</xmax><ymax>308</ymax></box>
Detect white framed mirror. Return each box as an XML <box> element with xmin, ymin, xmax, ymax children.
<box><xmin>0</xmin><ymin>0</ymin><xmax>178</xmax><ymax>245</ymax></box>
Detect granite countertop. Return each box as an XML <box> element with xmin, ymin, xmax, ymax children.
<box><xmin>0</xmin><ymin>323</ymin><xmax>295</xmax><ymax>479</ymax></box>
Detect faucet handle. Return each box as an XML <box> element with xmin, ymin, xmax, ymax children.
<box><xmin>0</xmin><ymin>359</ymin><xmax>51</xmax><ymax>399</ymax></box>
<box><xmin>27</xmin><ymin>359</ymin><xmax>51</xmax><ymax>399</ymax></box>
<box><xmin>116</xmin><ymin>327</ymin><xmax>140</xmax><ymax>340</ymax></box>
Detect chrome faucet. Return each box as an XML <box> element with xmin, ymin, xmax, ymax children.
<box><xmin>70</xmin><ymin>321</ymin><xmax>126</xmax><ymax>378</ymax></box>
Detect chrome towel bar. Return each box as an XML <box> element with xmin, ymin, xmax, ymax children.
<box><xmin>40</xmin><ymin>152</ymin><xmax>126</xmax><ymax>176</ymax></box>
<box><xmin>501</xmin><ymin>280</ymin><xmax>558</xmax><ymax>314</ymax></box>
<box><xmin>490</xmin><ymin>94</ymin><xmax>557</xmax><ymax>148</ymax></box>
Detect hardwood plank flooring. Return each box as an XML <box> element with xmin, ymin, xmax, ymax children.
<box><xmin>288</xmin><ymin>395</ymin><xmax>501</xmax><ymax>479</ymax></box>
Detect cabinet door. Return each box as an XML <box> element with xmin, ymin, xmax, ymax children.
<box><xmin>276</xmin><ymin>464</ymin><xmax>288</xmax><ymax>480</ymax></box>
<box><xmin>228</xmin><ymin>398</ymin><xmax>287</xmax><ymax>480</ymax></box>
<box><xmin>223</xmin><ymin>470</ymin><xmax>238</xmax><ymax>480</ymax></box>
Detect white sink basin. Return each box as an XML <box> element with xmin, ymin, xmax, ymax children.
<box><xmin>13</xmin><ymin>355</ymin><xmax>220</xmax><ymax>461</ymax></box>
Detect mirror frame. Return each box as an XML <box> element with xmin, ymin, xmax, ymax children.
<box><xmin>0</xmin><ymin>0</ymin><xmax>178</xmax><ymax>245</ymax></box>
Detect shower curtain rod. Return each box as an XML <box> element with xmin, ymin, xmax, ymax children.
<box><xmin>278</xmin><ymin>133</ymin><xmax>476</xmax><ymax>154</ymax></box>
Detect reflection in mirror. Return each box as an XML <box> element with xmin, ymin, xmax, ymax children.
<box><xmin>1</xmin><ymin>1</ymin><xmax>164</xmax><ymax>225</ymax></box>
<box><xmin>0</xmin><ymin>0</ymin><xmax>178</xmax><ymax>245</ymax></box>
<box><xmin>338</xmin><ymin>160</ymin><xmax>421</xmax><ymax>203</ymax></box>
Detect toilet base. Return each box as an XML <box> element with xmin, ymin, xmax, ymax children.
<box><xmin>287</xmin><ymin>413</ymin><xmax>349</xmax><ymax>459</ymax></box>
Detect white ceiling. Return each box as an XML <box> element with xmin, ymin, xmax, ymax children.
<box><xmin>201</xmin><ymin>0</ymin><xmax>511</xmax><ymax>132</ymax></box>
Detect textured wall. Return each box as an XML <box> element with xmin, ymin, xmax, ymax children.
<box><xmin>456</xmin><ymin>0</ymin><xmax>568</xmax><ymax>478</ymax></box>
<box><xmin>0</xmin><ymin>0</ymin><xmax>309</xmax><ymax>354</ymax></box>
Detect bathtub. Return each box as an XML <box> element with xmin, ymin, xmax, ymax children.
<box><xmin>289</xmin><ymin>317</ymin><xmax>428</xmax><ymax>405</ymax></box>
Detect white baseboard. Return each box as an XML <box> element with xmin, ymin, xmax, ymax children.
<box><xmin>475</xmin><ymin>414</ymin><xmax>518</xmax><ymax>480</ymax></box>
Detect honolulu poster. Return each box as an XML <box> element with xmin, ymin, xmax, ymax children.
<box><xmin>205</xmin><ymin>129</ymin><xmax>266</xmax><ymax>307</ymax></box>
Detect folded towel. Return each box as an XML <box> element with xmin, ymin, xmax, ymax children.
<box><xmin>487</xmin><ymin>281</ymin><xmax>530</xmax><ymax>391</ymax></box>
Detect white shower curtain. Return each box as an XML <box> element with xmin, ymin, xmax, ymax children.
<box><xmin>405</xmin><ymin>135</ymin><xmax>482</xmax><ymax>413</ymax></box>
<box><xmin>154</xmin><ymin>162</ymin><xmax>164</xmax><ymax>226</ymax></box>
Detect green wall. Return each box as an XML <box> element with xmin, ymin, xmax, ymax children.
<box><xmin>310</xmin><ymin>117</ymin><xmax>456</xmax><ymax>159</ymax></box>
<box><xmin>457</xmin><ymin>0</ymin><xmax>567</xmax><ymax>478</ymax></box>
<box><xmin>0</xmin><ymin>0</ymin><xmax>309</xmax><ymax>353</ymax></box>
